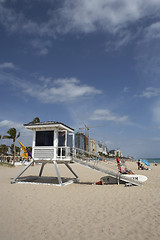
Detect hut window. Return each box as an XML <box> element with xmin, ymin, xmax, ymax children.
<box><xmin>58</xmin><ymin>131</ymin><xmax>65</xmax><ymax>146</ymax></box>
<box><xmin>36</xmin><ymin>131</ymin><xmax>54</xmax><ymax>146</ymax></box>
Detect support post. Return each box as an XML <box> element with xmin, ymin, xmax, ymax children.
<box><xmin>39</xmin><ymin>163</ymin><xmax>46</xmax><ymax>177</ymax></box>
<box><xmin>11</xmin><ymin>159</ymin><xmax>34</xmax><ymax>183</ymax></box>
<box><xmin>53</xmin><ymin>160</ymin><xmax>63</xmax><ymax>186</ymax></box>
<box><xmin>65</xmin><ymin>163</ymin><xmax>79</xmax><ymax>179</ymax></box>
<box><xmin>117</xmin><ymin>173</ymin><xmax>120</xmax><ymax>185</ymax></box>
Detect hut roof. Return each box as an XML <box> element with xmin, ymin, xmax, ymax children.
<box><xmin>24</xmin><ymin>121</ymin><xmax>74</xmax><ymax>132</ymax></box>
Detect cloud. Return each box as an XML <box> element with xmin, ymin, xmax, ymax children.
<box><xmin>0</xmin><ymin>0</ymin><xmax>160</xmax><ymax>54</ymax></box>
<box><xmin>0</xmin><ymin>119</ymin><xmax>33</xmax><ymax>145</ymax></box>
<box><xmin>29</xmin><ymin>78</ymin><xmax>102</xmax><ymax>103</ymax></box>
<box><xmin>1</xmin><ymin>1</ymin><xmax>160</xmax><ymax>37</ymax></box>
<box><xmin>0</xmin><ymin>71</ymin><xmax>102</xmax><ymax>103</ymax></box>
<box><xmin>0</xmin><ymin>62</ymin><xmax>17</xmax><ymax>70</ymax></box>
<box><xmin>53</xmin><ymin>0</ymin><xmax>160</xmax><ymax>35</ymax></box>
<box><xmin>30</xmin><ymin>38</ymin><xmax>52</xmax><ymax>55</ymax></box>
<box><xmin>137</xmin><ymin>87</ymin><xmax>160</xmax><ymax>98</ymax></box>
<box><xmin>90</xmin><ymin>109</ymin><xmax>128</xmax><ymax>123</ymax></box>
<box><xmin>145</xmin><ymin>21</ymin><xmax>160</xmax><ymax>41</ymax></box>
<box><xmin>152</xmin><ymin>100</ymin><xmax>160</xmax><ymax>124</ymax></box>
<box><xmin>0</xmin><ymin>120</ymin><xmax>23</xmax><ymax>130</ymax></box>
<box><xmin>105</xmin><ymin>29</ymin><xmax>134</xmax><ymax>51</ymax></box>
<box><xmin>123</xmin><ymin>87</ymin><xmax>129</xmax><ymax>92</ymax></box>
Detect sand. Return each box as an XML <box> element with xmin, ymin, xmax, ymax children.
<box><xmin>0</xmin><ymin>161</ymin><xmax>160</xmax><ymax>240</ymax></box>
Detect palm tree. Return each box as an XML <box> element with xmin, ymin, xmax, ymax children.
<box><xmin>10</xmin><ymin>144</ymin><xmax>20</xmax><ymax>156</ymax></box>
<box><xmin>3</xmin><ymin>128</ymin><xmax>20</xmax><ymax>165</ymax></box>
<box><xmin>33</xmin><ymin>117</ymin><xmax>40</xmax><ymax>123</ymax></box>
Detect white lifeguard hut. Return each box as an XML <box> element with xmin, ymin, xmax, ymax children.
<box><xmin>12</xmin><ymin>121</ymin><xmax>79</xmax><ymax>186</ymax></box>
<box><xmin>12</xmin><ymin>121</ymin><xmax>143</xmax><ymax>187</ymax></box>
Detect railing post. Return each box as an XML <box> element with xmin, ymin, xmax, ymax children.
<box><xmin>60</xmin><ymin>147</ymin><xmax>62</xmax><ymax>159</ymax></box>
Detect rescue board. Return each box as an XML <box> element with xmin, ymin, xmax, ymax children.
<box><xmin>100</xmin><ymin>174</ymin><xmax>148</xmax><ymax>184</ymax></box>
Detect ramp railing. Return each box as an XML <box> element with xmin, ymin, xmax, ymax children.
<box><xmin>71</xmin><ymin>148</ymin><xmax>142</xmax><ymax>186</ymax></box>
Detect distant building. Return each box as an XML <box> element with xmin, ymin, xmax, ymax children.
<box><xmin>89</xmin><ymin>139</ymin><xmax>95</xmax><ymax>154</ymax></box>
<box><xmin>102</xmin><ymin>145</ymin><xmax>108</xmax><ymax>155</ymax></box>
<box><xmin>75</xmin><ymin>132</ymin><xmax>89</xmax><ymax>152</ymax></box>
<box><xmin>96</xmin><ymin>142</ymin><xmax>108</xmax><ymax>155</ymax></box>
<box><xmin>97</xmin><ymin>141</ymin><xmax>103</xmax><ymax>154</ymax></box>
<box><xmin>109</xmin><ymin>149</ymin><xmax>122</xmax><ymax>157</ymax></box>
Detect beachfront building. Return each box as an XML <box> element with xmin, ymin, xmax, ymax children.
<box><xmin>89</xmin><ymin>138</ymin><xmax>95</xmax><ymax>154</ymax></box>
<box><xmin>109</xmin><ymin>149</ymin><xmax>122</xmax><ymax>157</ymax></box>
<box><xmin>96</xmin><ymin>141</ymin><xmax>103</xmax><ymax>154</ymax></box>
<box><xmin>75</xmin><ymin>132</ymin><xmax>89</xmax><ymax>152</ymax></box>
<box><xmin>96</xmin><ymin>141</ymin><xmax>108</xmax><ymax>156</ymax></box>
<box><xmin>102</xmin><ymin>145</ymin><xmax>108</xmax><ymax>155</ymax></box>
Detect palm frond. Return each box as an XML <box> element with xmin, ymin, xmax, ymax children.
<box><xmin>16</xmin><ymin>132</ymin><xmax>20</xmax><ymax>139</ymax></box>
<box><xmin>3</xmin><ymin>135</ymin><xmax>13</xmax><ymax>139</ymax></box>
<box><xmin>7</xmin><ymin>128</ymin><xmax>16</xmax><ymax>137</ymax></box>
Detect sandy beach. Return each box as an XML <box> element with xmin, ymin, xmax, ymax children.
<box><xmin>0</xmin><ymin>161</ymin><xmax>160</xmax><ymax>240</ymax></box>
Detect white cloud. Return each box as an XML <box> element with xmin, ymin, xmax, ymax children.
<box><xmin>0</xmin><ymin>62</ymin><xmax>16</xmax><ymax>70</ymax></box>
<box><xmin>105</xmin><ymin>29</ymin><xmax>134</xmax><ymax>51</ymax></box>
<box><xmin>0</xmin><ymin>119</ymin><xmax>33</xmax><ymax>146</ymax></box>
<box><xmin>30</xmin><ymin>38</ymin><xmax>52</xmax><ymax>55</ymax></box>
<box><xmin>53</xmin><ymin>0</ymin><xmax>160</xmax><ymax>35</ymax></box>
<box><xmin>0</xmin><ymin>120</ymin><xmax>23</xmax><ymax>130</ymax></box>
<box><xmin>137</xmin><ymin>87</ymin><xmax>160</xmax><ymax>98</ymax></box>
<box><xmin>123</xmin><ymin>87</ymin><xmax>129</xmax><ymax>92</ymax></box>
<box><xmin>152</xmin><ymin>101</ymin><xmax>160</xmax><ymax>124</ymax></box>
<box><xmin>145</xmin><ymin>22</ymin><xmax>160</xmax><ymax>41</ymax></box>
<box><xmin>90</xmin><ymin>109</ymin><xmax>128</xmax><ymax>123</ymax></box>
<box><xmin>0</xmin><ymin>72</ymin><xmax>102</xmax><ymax>103</ymax></box>
<box><xmin>1</xmin><ymin>1</ymin><xmax>160</xmax><ymax>37</ymax></box>
<box><xmin>0</xmin><ymin>0</ymin><xmax>160</xmax><ymax>54</ymax></box>
<box><xmin>30</xmin><ymin>78</ymin><xmax>102</xmax><ymax>103</ymax></box>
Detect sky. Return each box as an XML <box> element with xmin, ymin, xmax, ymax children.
<box><xmin>0</xmin><ymin>0</ymin><xmax>160</xmax><ymax>158</ymax></box>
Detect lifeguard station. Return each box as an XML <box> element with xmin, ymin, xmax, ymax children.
<box><xmin>12</xmin><ymin>121</ymin><xmax>79</xmax><ymax>186</ymax></box>
<box><xmin>12</xmin><ymin>121</ymin><xmax>144</xmax><ymax>187</ymax></box>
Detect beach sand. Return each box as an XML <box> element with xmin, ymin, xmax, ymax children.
<box><xmin>0</xmin><ymin>161</ymin><xmax>160</xmax><ymax>240</ymax></box>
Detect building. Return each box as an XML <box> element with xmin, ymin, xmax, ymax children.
<box><xmin>75</xmin><ymin>132</ymin><xmax>85</xmax><ymax>151</ymax></box>
<box><xmin>89</xmin><ymin>138</ymin><xmax>95</xmax><ymax>154</ymax></box>
<box><xmin>102</xmin><ymin>145</ymin><xmax>108</xmax><ymax>155</ymax></box>
<box><xmin>109</xmin><ymin>149</ymin><xmax>122</xmax><ymax>157</ymax></box>
<box><xmin>96</xmin><ymin>141</ymin><xmax>103</xmax><ymax>154</ymax></box>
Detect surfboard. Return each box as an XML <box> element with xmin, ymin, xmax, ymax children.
<box><xmin>100</xmin><ymin>174</ymin><xmax>148</xmax><ymax>184</ymax></box>
<box><xmin>122</xmin><ymin>174</ymin><xmax>148</xmax><ymax>182</ymax></box>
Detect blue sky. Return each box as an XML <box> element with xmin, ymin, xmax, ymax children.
<box><xmin>0</xmin><ymin>0</ymin><xmax>160</xmax><ymax>158</ymax></box>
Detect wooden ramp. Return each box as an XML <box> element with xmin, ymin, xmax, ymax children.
<box><xmin>73</xmin><ymin>158</ymin><xmax>142</xmax><ymax>186</ymax></box>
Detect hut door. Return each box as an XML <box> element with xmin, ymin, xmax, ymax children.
<box><xmin>58</xmin><ymin>131</ymin><xmax>65</xmax><ymax>156</ymax></box>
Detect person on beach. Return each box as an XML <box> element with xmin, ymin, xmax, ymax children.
<box><xmin>138</xmin><ymin>160</ymin><xmax>141</xmax><ymax>170</ymax></box>
<box><xmin>122</xmin><ymin>168</ymin><xmax>134</xmax><ymax>174</ymax></box>
<box><xmin>138</xmin><ymin>160</ymin><xmax>149</xmax><ymax>170</ymax></box>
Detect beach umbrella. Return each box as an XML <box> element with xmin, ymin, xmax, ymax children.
<box><xmin>141</xmin><ymin>160</ymin><xmax>150</xmax><ymax>166</ymax></box>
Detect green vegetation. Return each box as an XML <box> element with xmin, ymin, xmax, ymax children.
<box><xmin>3</xmin><ymin>128</ymin><xmax>20</xmax><ymax>165</ymax></box>
<box><xmin>33</xmin><ymin>117</ymin><xmax>40</xmax><ymax>123</ymax></box>
<box><xmin>10</xmin><ymin>144</ymin><xmax>20</xmax><ymax>156</ymax></box>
